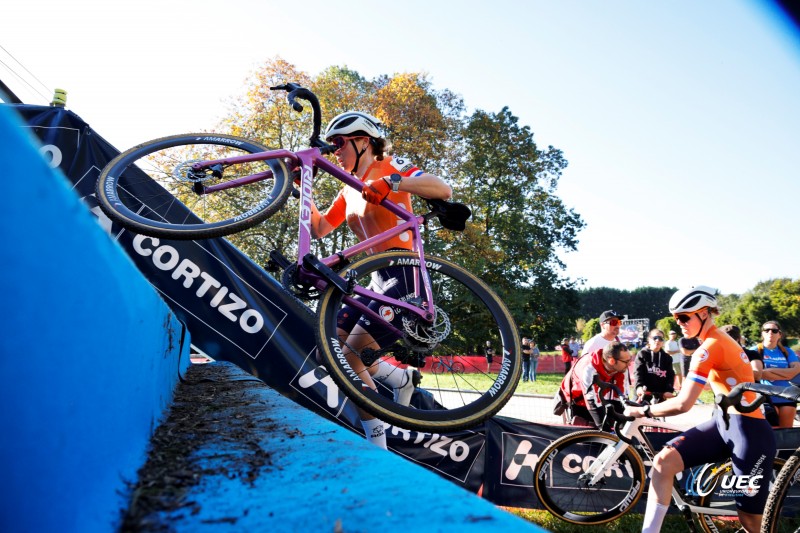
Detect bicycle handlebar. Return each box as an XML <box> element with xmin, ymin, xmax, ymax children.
<box><xmin>715</xmin><ymin>381</ymin><xmax>800</xmax><ymax>429</ymax></box>
<box><xmin>590</xmin><ymin>375</ymin><xmax>639</xmax><ymax>443</ymax></box>
<box><xmin>270</xmin><ymin>84</ymin><xmax>332</xmax><ymax>151</ymax></box>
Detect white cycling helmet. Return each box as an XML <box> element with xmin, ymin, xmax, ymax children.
<box><xmin>669</xmin><ymin>285</ymin><xmax>719</xmax><ymax>314</ymax></box>
<box><xmin>324</xmin><ymin>111</ymin><xmax>383</xmax><ymax>140</ymax></box>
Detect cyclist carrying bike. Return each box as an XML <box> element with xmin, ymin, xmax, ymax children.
<box><xmin>307</xmin><ymin>111</ymin><xmax>452</xmax><ymax>448</ymax></box>
<box><xmin>624</xmin><ymin>285</ymin><xmax>776</xmax><ymax>533</ymax></box>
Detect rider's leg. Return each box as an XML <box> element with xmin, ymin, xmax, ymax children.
<box><xmin>777</xmin><ymin>404</ymin><xmax>797</xmax><ymax>428</ymax></box>
<box><xmin>370</xmin><ymin>359</ymin><xmax>419</xmax><ymax>406</ymax></box>
<box><xmin>737</xmin><ymin>511</ymin><xmax>762</xmax><ymax>533</ymax></box>
<box><xmin>642</xmin><ymin>446</ymin><xmax>684</xmax><ymax>533</ymax></box>
<box><xmin>338</xmin><ymin>326</ymin><xmax>387</xmax><ymax>449</ymax></box>
<box><xmin>343</xmin><ymin>324</ymin><xmax>419</xmax><ymax>405</ymax></box>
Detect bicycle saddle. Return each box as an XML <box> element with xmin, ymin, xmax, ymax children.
<box><xmin>426</xmin><ymin>199</ymin><xmax>471</xmax><ymax>231</ymax></box>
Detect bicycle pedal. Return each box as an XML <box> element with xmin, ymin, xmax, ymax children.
<box><xmin>268</xmin><ymin>250</ymin><xmax>292</xmax><ymax>271</ymax></box>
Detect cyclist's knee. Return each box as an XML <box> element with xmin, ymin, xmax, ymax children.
<box><xmin>651</xmin><ymin>447</ymin><xmax>684</xmax><ymax>476</ymax></box>
<box><xmin>737</xmin><ymin>510</ymin><xmax>761</xmax><ymax>533</ymax></box>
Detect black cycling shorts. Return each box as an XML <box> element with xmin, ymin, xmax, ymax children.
<box><xmin>666</xmin><ymin>409</ymin><xmax>776</xmax><ymax>514</ymax></box>
<box><xmin>336</xmin><ymin>263</ymin><xmax>411</xmax><ymax>343</ymax></box>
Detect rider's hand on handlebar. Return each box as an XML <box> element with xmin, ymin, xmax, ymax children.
<box><xmin>623</xmin><ymin>405</ymin><xmax>648</xmax><ymax>419</ymax></box>
<box><xmin>362</xmin><ymin>178</ymin><xmax>391</xmax><ymax>204</ymax></box>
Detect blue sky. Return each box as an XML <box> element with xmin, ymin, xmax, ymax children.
<box><xmin>2</xmin><ymin>0</ymin><xmax>798</xmax><ymax>295</ymax></box>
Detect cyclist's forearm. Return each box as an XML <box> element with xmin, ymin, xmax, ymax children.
<box><xmin>761</xmin><ymin>368</ymin><xmax>799</xmax><ymax>380</ymax></box>
<box><xmin>309</xmin><ymin>205</ymin><xmax>334</xmax><ymax>239</ymax></box>
<box><xmin>398</xmin><ymin>173</ymin><xmax>452</xmax><ymax>200</ymax></box>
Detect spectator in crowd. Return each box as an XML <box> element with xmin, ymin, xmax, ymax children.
<box><xmin>560</xmin><ymin>338</ymin><xmax>574</xmax><ymax>375</ymax></box>
<box><xmin>569</xmin><ymin>337</ymin><xmax>581</xmax><ymax>360</ymax></box>
<box><xmin>521</xmin><ymin>337</ymin><xmax>532</xmax><ymax>382</ymax></box>
<box><xmin>624</xmin><ymin>285</ymin><xmax>775</xmax><ymax>533</ymax></box>
<box><xmin>664</xmin><ymin>330</ymin><xmax>683</xmax><ymax>389</ymax></box>
<box><xmin>530</xmin><ymin>340</ymin><xmax>540</xmax><ymax>381</ymax></box>
<box><xmin>719</xmin><ymin>324</ymin><xmax>758</xmax><ymax>360</ymax></box>
<box><xmin>750</xmin><ymin>320</ymin><xmax>800</xmax><ymax>428</ymax></box>
<box><xmin>484</xmin><ymin>340</ymin><xmax>495</xmax><ymax>373</ymax></box>
<box><xmin>559</xmin><ymin>341</ymin><xmax>632</xmax><ymax>430</ymax></box>
<box><xmin>634</xmin><ymin>328</ymin><xmax>676</xmax><ymax>403</ymax></box>
<box><xmin>582</xmin><ymin>310</ymin><xmax>623</xmax><ymax>356</ymax></box>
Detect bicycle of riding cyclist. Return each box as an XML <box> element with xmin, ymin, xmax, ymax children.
<box><xmin>307</xmin><ymin>111</ymin><xmax>452</xmax><ymax>448</ymax></box>
<box><xmin>623</xmin><ymin>285</ymin><xmax>776</xmax><ymax>533</ymax></box>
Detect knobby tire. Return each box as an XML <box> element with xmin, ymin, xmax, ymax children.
<box><xmin>315</xmin><ymin>251</ymin><xmax>521</xmax><ymax>432</ymax></box>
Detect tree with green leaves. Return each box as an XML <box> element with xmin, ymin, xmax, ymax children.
<box><xmin>449</xmin><ymin>107</ymin><xmax>585</xmax><ymax>347</ymax></box>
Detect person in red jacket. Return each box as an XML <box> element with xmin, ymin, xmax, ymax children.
<box><xmin>559</xmin><ymin>338</ymin><xmax>573</xmax><ymax>375</ymax></box>
<box><xmin>559</xmin><ymin>341</ymin><xmax>632</xmax><ymax>430</ymax></box>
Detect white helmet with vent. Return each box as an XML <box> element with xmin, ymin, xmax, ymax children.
<box><xmin>669</xmin><ymin>285</ymin><xmax>719</xmax><ymax>314</ymax></box>
<box><xmin>324</xmin><ymin>112</ymin><xmax>383</xmax><ymax>140</ymax></box>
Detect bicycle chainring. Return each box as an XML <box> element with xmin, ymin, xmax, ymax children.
<box><xmin>282</xmin><ymin>263</ymin><xmax>321</xmax><ymax>300</ymax></box>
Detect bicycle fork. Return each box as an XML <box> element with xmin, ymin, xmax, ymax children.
<box><xmin>579</xmin><ymin>439</ymin><xmax>631</xmax><ymax>486</ymax></box>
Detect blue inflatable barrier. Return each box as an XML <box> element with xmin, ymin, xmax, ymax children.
<box><xmin>0</xmin><ymin>104</ymin><xmax>190</xmax><ymax>533</ymax></box>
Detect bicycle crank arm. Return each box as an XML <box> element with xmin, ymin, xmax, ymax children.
<box><xmin>266</xmin><ymin>249</ymin><xmax>292</xmax><ymax>272</ymax></box>
<box><xmin>302</xmin><ymin>253</ymin><xmax>354</xmax><ymax>295</ymax></box>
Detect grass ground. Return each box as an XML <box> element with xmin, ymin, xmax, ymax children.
<box><xmin>419</xmin><ymin>366</ymin><xmax>717</xmax><ymax>404</ymax></box>
<box><xmin>502</xmin><ymin>507</ymin><xmax>695</xmax><ymax>532</ymax></box>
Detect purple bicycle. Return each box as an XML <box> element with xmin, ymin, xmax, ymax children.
<box><xmin>96</xmin><ymin>84</ymin><xmax>521</xmax><ymax>431</ymax></box>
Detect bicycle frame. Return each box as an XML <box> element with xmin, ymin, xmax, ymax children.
<box><xmin>190</xmin><ymin>144</ymin><xmax>437</xmax><ymax>332</ymax></box>
<box><xmin>586</xmin><ymin>416</ymin><xmax>739</xmax><ymax>519</ymax></box>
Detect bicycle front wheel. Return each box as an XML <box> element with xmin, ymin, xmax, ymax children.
<box><xmin>315</xmin><ymin>251</ymin><xmax>521</xmax><ymax>432</ymax></box>
<box><xmin>533</xmin><ymin>430</ymin><xmax>646</xmax><ymax>525</ymax></box>
<box><xmin>96</xmin><ymin>133</ymin><xmax>292</xmax><ymax>239</ymax></box>
<box><xmin>762</xmin><ymin>451</ymin><xmax>800</xmax><ymax>533</ymax></box>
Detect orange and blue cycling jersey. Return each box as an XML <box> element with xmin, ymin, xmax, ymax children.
<box><xmin>322</xmin><ymin>156</ymin><xmax>423</xmax><ymax>254</ymax></box>
<box><xmin>686</xmin><ymin>325</ymin><xmax>763</xmax><ymax>419</ymax></box>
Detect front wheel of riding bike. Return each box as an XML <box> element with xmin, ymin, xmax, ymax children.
<box><xmin>533</xmin><ymin>430</ymin><xmax>646</xmax><ymax>525</ymax></box>
<box><xmin>315</xmin><ymin>251</ymin><xmax>521</xmax><ymax>432</ymax></box>
<box><xmin>762</xmin><ymin>451</ymin><xmax>800</xmax><ymax>533</ymax></box>
<box><xmin>694</xmin><ymin>457</ymin><xmax>788</xmax><ymax>533</ymax></box>
<box><xmin>96</xmin><ymin>133</ymin><xmax>292</xmax><ymax>239</ymax></box>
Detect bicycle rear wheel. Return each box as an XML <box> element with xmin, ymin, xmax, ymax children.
<box><xmin>533</xmin><ymin>430</ymin><xmax>646</xmax><ymax>525</ymax></box>
<box><xmin>762</xmin><ymin>451</ymin><xmax>800</xmax><ymax>533</ymax></box>
<box><xmin>96</xmin><ymin>133</ymin><xmax>292</xmax><ymax>239</ymax></box>
<box><xmin>315</xmin><ymin>251</ymin><xmax>521</xmax><ymax>432</ymax></box>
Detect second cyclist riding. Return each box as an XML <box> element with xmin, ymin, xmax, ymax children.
<box><xmin>96</xmin><ymin>83</ymin><xmax>521</xmax><ymax>432</ymax></box>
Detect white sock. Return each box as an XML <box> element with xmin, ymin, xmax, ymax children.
<box><xmin>642</xmin><ymin>501</ymin><xmax>669</xmax><ymax>533</ymax></box>
<box><xmin>393</xmin><ymin>368</ymin><xmax>415</xmax><ymax>406</ymax></box>
<box><xmin>361</xmin><ymin>418</ymin><xmax>387</xmax><ymax>449</ymax></box>
<box><xmin>371</xmin><ymin>361</ymin><xmax>404</xmax><ymax>387</ymax></box>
